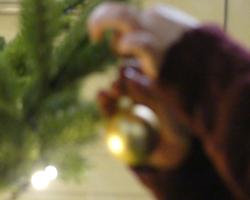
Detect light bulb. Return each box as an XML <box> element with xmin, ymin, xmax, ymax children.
<box><xmin>44</xmin><ymin>165</ymin><xmax>58</xmax><ymax>181</ymax></box>
<box><xmin>31</xmin><ymin>171</ymin><xmax>50</xmax><ymax>190</ymax></box>
<box><xmin>31</xmin><ymin>165</ymin><xmax>58</xmax><ymax>190</ymax></box>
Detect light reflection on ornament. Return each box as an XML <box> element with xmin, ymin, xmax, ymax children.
<box><xmin>107</xmin><ymin>134</ymin><xmax>125</xmax><ymax>155</ymax></box>
<box><xmin>105</xmin><ymin>103</ymin><xmax>159</xmax><ymax>165</ymax></box>
<box><xmin>133</xmin><ymin>105</ymin><xmax>158</xmax><ymax>126</ymax></box>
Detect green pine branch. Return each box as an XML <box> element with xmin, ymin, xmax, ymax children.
<box><xmin>20</xmin><ymin>0</ymin><xmax>61</xmax><ymax>122</ymax></box>
<box><xmin>0</xmin><ymin>0</ymin><xmax>130</xmax><ymax>198</ymax></box>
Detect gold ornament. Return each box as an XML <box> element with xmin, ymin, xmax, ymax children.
<box><xmin>105</xmin><ymin>97</ymin><xmax>159</xmax><ymax>165</ymax></box>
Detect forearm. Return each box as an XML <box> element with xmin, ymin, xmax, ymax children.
<box><xmin>158</xmin><ymin>25</ymin><xmax>250</xmax><ymax>199</ymax></box>
<box><xmin>131</xmin><ymin>138</ymin><xmax>233</xmax><ymax>200</ymax></box>
<box><xmin>132</xmin><ymin>25</ymin><xmax>250</xmax><ymax>199</ymax></box>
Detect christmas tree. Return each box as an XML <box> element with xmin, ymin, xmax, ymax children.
<box><xmin>0</xmin><ymin>0</ymin><xmax>128</xmax><ymax>199</ymax></box>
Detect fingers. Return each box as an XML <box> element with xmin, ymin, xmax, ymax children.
<box><xmin>97</xmin><ymin>78</ymin><xmax>124</xmax><ymax>117</ymax></box>
<box><xmin>97</xmin><ymin>67</ymin><xmax>158</xmax><ymax>117</ymax></box>
<box><xmin>117</xmin><ymin>32</ymin><xmax>162</xmax><ymax>79</ymax></box>
<box><xmin>87</xmin><ymin>3</ymin><xmax>162</xmax><ymax>78</ymax></box>
<box><xmin>120</xmin><ymin>67</ymin><xmax>159</xmax><ymax>109</ymax></box>
<box><xmin>120</xmin><ymin>67</ymin><xmax>191</xmax><ymax>169</ymax></box>
<box><xmin>97</xmin><ymin>90</ymin><xmax>118</xmax><ymax>117</ymax></box>
<box><xmin>88</xmin><ymin>3</ymin><xmax>199</xmax><ymax>79</ymax></box>
<box><xmin>88</xmin><ymin>2</ymin><xmax>140</xmax><ymax>42</ymax></box>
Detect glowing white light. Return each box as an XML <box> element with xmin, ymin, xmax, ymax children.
<box><xmin>31</xmin><ymin>171</ymin><xmax>50</xmax><ymax>190</ymax></box>
<box><xmin>45</xmin><ymin>165</ymin><xmax>58</xmax><ymax>181</ymax></box>
<box><xmin>31</xmin><ymin>165</ymin><xmax>58</xmax><ymax>190</ymax></box>
<box><xmin>133</xmin><ymin>105</ymin><xmax>158</xmax><ymax>125</ymax></box>
<box><xmin>107</xmin><ymin>135</ymin><xmax>124</xmax><ymax>155</ymax></box>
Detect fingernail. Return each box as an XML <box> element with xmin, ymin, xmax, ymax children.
<box><xmin>124</xmin><ymin>67</ymin><xmax>137</xmax><ymax>79</ymax></box>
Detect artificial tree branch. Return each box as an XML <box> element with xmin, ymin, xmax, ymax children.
<box><xmin>0</xmin><ymin>0</ymin><xmax>128</xmax><ymax>195</ymax></box>
<box><xmin>6</xmin><ymin>181</ymin><xmax>30</xmax><ymax>200</ymax></box>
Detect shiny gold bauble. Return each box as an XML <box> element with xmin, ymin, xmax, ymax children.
<box><xmin>105</xmin><ymin>102</ymin><xmax>159</xmax><ymax>166</ymax></box>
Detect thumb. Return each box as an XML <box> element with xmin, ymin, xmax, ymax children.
<box><xmin>120</xmin><ymin>67</ymin><xmax>160</xmax><ymax>109</ymax></box>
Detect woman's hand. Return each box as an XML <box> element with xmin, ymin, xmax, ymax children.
<box><xmin>87</xmin><ymin>2</ymin><xmax>198</xmax><ymax>169</ymax></box>
<box><xmin>98</xmin><ymin>66</ymin><xmax>191</xmax><ymax>169</ymax></box>
<box><xmin>88</xmin><ymin>2</ymin><xmax>199</xmax><ymax>79</ymax></box>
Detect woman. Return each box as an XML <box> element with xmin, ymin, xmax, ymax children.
<box><xmin>88</xmin><ymin>2</ymin><xmax>250</xmax><ymax>199</ymax></box>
